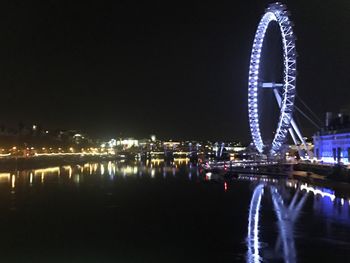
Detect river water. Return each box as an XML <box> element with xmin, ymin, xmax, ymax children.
<box><xmin>0</xmin><ymin>160</ymin><xmax>349</xmax><ymax>262</ymax></box>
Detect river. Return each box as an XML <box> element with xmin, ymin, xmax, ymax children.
<box><xmin>0</xmin><ymin>160</ymin><xmax>348</xmax><ymax>262</ymax></box>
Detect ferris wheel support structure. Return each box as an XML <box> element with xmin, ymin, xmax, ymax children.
<box><xmin>262</xmin><ymin>82</ymin><xmax>313</xmax><ymax>158</ymax></box>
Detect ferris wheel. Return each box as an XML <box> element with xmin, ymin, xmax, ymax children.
<box><xmin>248</xmin><ymin>2</ymin><xmax>306</xmax><ymax>156</ymax></box>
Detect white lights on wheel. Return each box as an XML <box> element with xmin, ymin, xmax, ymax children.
<box><xmin>248</xmin><ymin>2</ymin><xmax>296</xmax><ymax>155</ymax></box>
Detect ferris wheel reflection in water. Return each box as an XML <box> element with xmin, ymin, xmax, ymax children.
<box><xmin>247</xmin><ymin>179</ymin><xmax>314</xmax><ymax>262</ymax></box>
<box><xmin>246</xmin><ymin>183</ymin><xmax>308</xmax><ymax>263</ymax></box>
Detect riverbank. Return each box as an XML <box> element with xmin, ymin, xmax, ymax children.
<box><xmin>203</xmin><ymin>160</ymin><xmax>350</xmax><ymax>198</ymax></box>
<box><xmin>294</xmin><ymin>162</ymin><xmax>350</xmax><ymax>183</ymax></box>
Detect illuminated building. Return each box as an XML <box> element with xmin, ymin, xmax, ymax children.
<box><xmin>117</xmin><ymin>138</ymin><xmax>139</xmax><ymax>149</ymax></box>
<box><xmin>314</xmin><ymin>111</ymin><xmax>350</xmax><ymax>164</ymax></box>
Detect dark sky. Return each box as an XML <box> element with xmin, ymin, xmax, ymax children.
<box><xmin>0</xmin><ymin>0</ymin><xmax>348</xmax><ymax>142</ymax></box>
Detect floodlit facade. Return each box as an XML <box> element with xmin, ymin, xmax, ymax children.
<box><xmin>116</xmin><ymin>138</ymin><xmax>139</xmax><ymax>148</ymax></box>
<box><xmin>314</xmin><ymin>112</ymin><xmax>350</xmax><ymax>164</ymax></box>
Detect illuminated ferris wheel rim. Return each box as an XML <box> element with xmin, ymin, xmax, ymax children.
<box><xmin>248</xmin><ymin>2</ymin><xmax>296</xmax><ymax>154</ymax></box>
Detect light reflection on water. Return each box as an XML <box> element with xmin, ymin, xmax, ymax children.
<box><xmin>247</xmin><ymin>184</ymin><xmax>264</xmax><ymax>263</ymax></box>
<box><xmin>2</xmin><ymin>164</ymin><xmax>349</xmax><ymax>218</ymax></box>
<box><xmin>242</xmin><ymin>175</ymin><xmax>350</xmax><ymax>262</ymax></box>
<box><xmin>0</xmin><ymin>159</ymin><xmax>198</xmax><ymax>189</ymax></box>
<box><xmin>0</xmin><ymin>162</ymin><xmax>349</xmax><ymax>262</ymax></box>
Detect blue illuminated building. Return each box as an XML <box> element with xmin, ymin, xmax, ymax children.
<box><xmin>314</xmin><ymin>111</ymin><xmax>350</xmax><ymax>164</ymax></box>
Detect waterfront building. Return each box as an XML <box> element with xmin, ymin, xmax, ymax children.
<box><xmin>117</xmin><ymin>138</ymin><xmax>139</xmax><ymax>149</ymax></box>
<box><xmin>314</xmin><ymin>111</ymin><xmax>350</xmax><ymax>164</ymax></box>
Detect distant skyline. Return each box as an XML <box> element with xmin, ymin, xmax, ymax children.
<box><xmin>0</xmin><ymin>0</ymin><xmax>349</xmax><ymax>143</ymax></box>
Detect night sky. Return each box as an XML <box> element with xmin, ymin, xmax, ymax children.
<box><xmin>0</xmin><ymin>0</ymin><xmax>348</xmax><ymax>142</ymax></box>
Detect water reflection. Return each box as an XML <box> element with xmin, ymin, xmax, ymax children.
<box><xmin>29</xmin><ymin>172</ymin><xmax>33</xmax><ymax>185</ymax></box>
<box><xmin>11</xmin><ymin>174</ymin><xmax>15</xmax><ymax>189</ymax></box>
<box><xmin>0</xmin><ymin>162</ymin><xmax>349</xmax><ymax>262</ymax></box>
<box><xmin>0</xmin><ymin>159</ymin><xmax>200</xmax><ymax>190</ymax></box>
<box><xmin>0</xmin><ymin>173</ymin><xmax>10</xmax><ymax>183</ymax></box>
<box><xmin>243</xmin><ymin>175</ymin><xmax>350</xmax><ymax>263</ymax></box>
<box><xmin>247</xmin><ymin>184</ymin><xmax>264</xmax><ymax>263</ymax></box>
<box><xmin>246</xmin><ymin>183</ymin><xmax>306</xmax><ymax>263</ymax></box>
